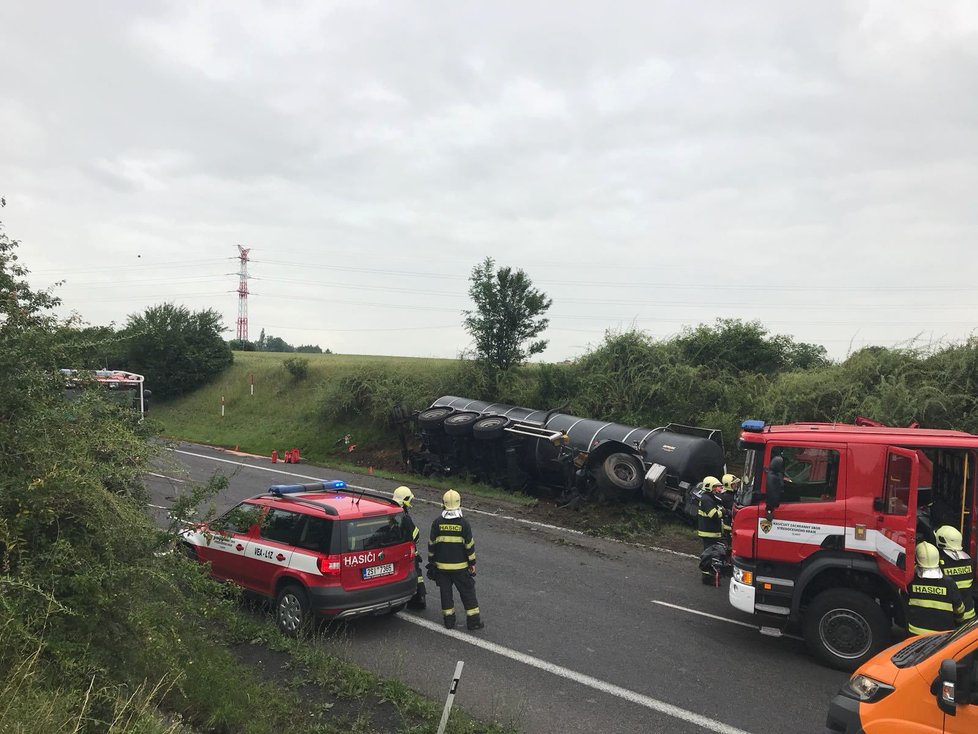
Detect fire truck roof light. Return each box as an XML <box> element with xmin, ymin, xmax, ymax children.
<box><xmin>742</xmin><ymin>419</ymin><xmax>766</xmax><ymax>433</ymax></box>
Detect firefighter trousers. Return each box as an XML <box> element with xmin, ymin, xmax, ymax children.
<box><xmin>407</xmin><ymin>556</ymin><xmax>426</xmax><ymax>609</ymax></box>
<box><xmin>436</xmin><ymin>571</ymin><xmax>482</xmax><ymax>628</ymax></box>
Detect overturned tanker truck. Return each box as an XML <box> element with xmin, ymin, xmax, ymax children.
<box><xmin>393</xmin><ymin>396</ymin><xmax>726</xmax><ymax>521</ymax></box>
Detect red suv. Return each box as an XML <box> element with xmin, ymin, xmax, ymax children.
<box><xmin>182</xmin><ymin>481</ymin><xmax>417</xmax><ymax>635</ymax></box>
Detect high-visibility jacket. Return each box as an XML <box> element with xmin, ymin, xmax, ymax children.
<box><xmin>402</xmin><ymin>511</ymin><xmax>421</xmax><ymax>558</ymax></box>
<box><xmin>428</xmin><ymin>512</ymin><xmax>476</xmax><ymax>572</ymax></box>
<box><xmin>939</xmin><ymin>549</ymin><xmax>975</xmax><ymax>592</ymax></box>
<box><xmin>697</xmin><ymin>492</ymin><xmax>723</xmax><ymax>539</ymax></box>
<box><xmin>939</xmin><ymin>549</ymin><xmax>976</xmax><ymax>622</ymax></box>
<box><xmin>906</xmin><ymin>574</ymin><xmax>968</xmax><ymax>635</ymax></box>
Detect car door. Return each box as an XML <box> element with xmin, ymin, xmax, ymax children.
<box><xmin>242</xmin><ymin>507</ymin><xmax>300</xmax><ymax>594</ymax></box>
<box><xmin>874</xmin><ymin>448</ymin><xmax>919</xmax><ymax>590</ymax></box>
<box><xmin>198</xmin><ymin>501</ymin><xmax>262</xmax><ymax>581</ymax></box>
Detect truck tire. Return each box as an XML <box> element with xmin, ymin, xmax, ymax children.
<box><xmin>473</xmin><ymin>415</ymin><xmax>510</xmax><ymax>440</ymax></box>
<box><xmin>599</xmin><ymin>453</ymin><xmax>644</xmax><ymax>492</ymax></box>
<box><xmin>276</xmin><ymin>583</ymin><xmax>311</xmax><ymax>637</ymax></box>
<box><xmin>803</xmin><ymin>588</ymin><xmax>890</xmax><ymax>671</ymax></box>
<box><xmin>418</xmin><ymin>406</ymin><xmax>454</xmax><ymax>430</ymax></box>
<box><xmin>444</xmin><ymin>411</ymin><xmax>480</xmax><ymax>436</ymax></box>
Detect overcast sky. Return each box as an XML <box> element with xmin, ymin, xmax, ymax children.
<box><xmin>3</xmin><ymin>1</ymin><xmax>977</xmax><ymax>362</ymax></box>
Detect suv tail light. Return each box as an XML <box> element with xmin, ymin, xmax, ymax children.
<box><xmin>318</xmin><ymin>554</ymin><xmax>341</xmax><ymax>577</ymax></box>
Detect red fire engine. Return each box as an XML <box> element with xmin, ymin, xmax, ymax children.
<box><xmin>728</xmin><ymin>419</ymin><xmax>977</xmax><ymax>670</ymax></box>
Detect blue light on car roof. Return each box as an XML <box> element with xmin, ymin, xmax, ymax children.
<box><xmin>741</xmin><ymin>419</ymin><xmax>766</xmax><ymax>433</ymax></box>
<box><xmin>268</xmin><ymin>480</ymin><xmax>347</xmax><ymax>495</ymax></box>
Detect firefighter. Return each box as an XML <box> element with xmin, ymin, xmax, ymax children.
<box><xmin>935</xmin><ymin>525</ymin><xmax>977</xmax><ymax>613</ymax></box>
<box><xmin>720</xmin><ymin>473</ymin><xmax>740</xmax><ymax>514</ymax></box>
<box><xmin>427</xmin><ymin>489</ymin><xmax>483</xmax><ymax>630</ymax></box>
<box><xmin>906</xmin><ymin>541</ymin><xmax>969</xmax><ymax>636</ymax></box>
<box><xmin>697</xmin><ymin>476</ymin><xmax>724</xmax><ymax>585</ymax></box>
<box><xmin>392</xmin><ymin>485</ymin><xmax>426</xmax><ymax>610</ymax></box>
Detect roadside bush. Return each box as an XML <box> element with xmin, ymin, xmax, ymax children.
<box><xmin>283</xmin><ymin>356</ymin><xmax>309</xmax><ymax>381</ymax></box>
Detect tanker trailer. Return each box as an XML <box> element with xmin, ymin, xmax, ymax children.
<box><xmin>393</xmin><ymin>396</ymin><xmax>725</xmax><ymax>522</ymax></box>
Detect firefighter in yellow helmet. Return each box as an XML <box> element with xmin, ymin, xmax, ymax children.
<box><xmin>697</xmin><ymin>476</ymin><xmax>724</xmax><ymax>585</ymax></box>
<box><xmin>392</xmin><ymin>486</ymin><xmax>426</xmax><ymax>610</ymax></box>
<box><xmin>906</xmin><ymin>541</ymin><xmax>969</xmax><ymax>635</ymax></box>
<box><xmin>935</xmin><ymin>525</ymin><xmax>977</xmax><ymax>611</ymax></box>
<box><xmin>427</xmin><ymin>489</ymin><xmax>483</xmax><ymax>630</ymax></box>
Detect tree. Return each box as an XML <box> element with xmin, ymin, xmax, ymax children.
<box><xmin>296</xmin><ymin>344</ymin><xmax>323</xmax><ymax>353</ymax></box>
<box><xmin>121</xmin><ymin>303</ymin><xmax>233</xmax><ymax>399</ymax></box>
<box><xmin>463</xmin><ymin>257</ymin><xmax>552</xmax><ymax>371</ymax></box>
<box><xmin>262</xmin><ymin>335</ymin><xmax>294</xmax><ymax>352</ymax></box>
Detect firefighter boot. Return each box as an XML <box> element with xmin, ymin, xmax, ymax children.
<box><xmin>466</xmin><ymin>611</ymin><xmax>484</xmax><ymax>631</ymax></box>
<box><xmin>442</xmin><ymin>611</ymin><xmax>456</xmax><ymax>629</ymax></box>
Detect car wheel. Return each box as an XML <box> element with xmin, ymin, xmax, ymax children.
<box><xmin>599</xmin><ymin>453</ymin><xmax>645</xmax><ymax>492</ymax></box>
<box><xmin>803</xmin><ymin>589</ymin><xmax>890</xmax><ymax>670</ymax></box>
<box><xmin>473</xmin><ymin>415</ymin><xmax>511</xmax><ymax>440</ymax></box>
<box><xmin>444</xmin><ymin>411</ymin><xmax>480</xmax><ymax>436</ymax></box>
<box><xmin>418</xmin><ymin>407</ymin><xmax>454</xmax><ymax>430</ymax></box>
<box><xmin>276</xmin><ymin>584</ymin><xmax>311</xmax><ymax>637</ymax></box>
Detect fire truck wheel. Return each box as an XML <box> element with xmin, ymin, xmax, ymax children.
<box><xmin>803</xmin><ymin>589</ymin><xmax>890</xmax><ymax>671</ymax></box>
<box><xmin>473</xmin><ymin>415</ymin><xmax>511</xmax><ymax>440</ymax></box>
<box><xmin>418</xmin><ymin>407</ymin><xmax>454</xmax><ymax>430</ymax></box>
<box><xmin>599</xmin><ymin>453</ymin><xmax>645</xmax><ymax>492</ymax></box>
<box><xmin>276</xmin><ymin>584</ymin><xmax>311</xmax><ymax>637</ymax></box>
<box><xmin>444</xmin><ymin>411</ymin><xmax>480</xmax><ymax>436</ymax></box>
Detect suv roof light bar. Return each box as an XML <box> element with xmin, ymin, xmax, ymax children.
<box><xmin>742</xmin><ymin>419</ymin><xmax>766</xmax><ymax>433</ymax></box>
<box><xmin>269</xmin><ymin>480</ymin><xmax>347</xmax><ymax>495</ymax></box>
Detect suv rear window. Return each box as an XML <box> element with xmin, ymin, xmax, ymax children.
<box><xmin>344</xmin><ymin>514</ymin><xmax>412</xmax><ymax>552</ymax></box>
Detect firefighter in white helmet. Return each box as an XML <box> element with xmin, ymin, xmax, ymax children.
<box><xmin>427</xmin><ymin>489</ymin><xmax>483</xmax><ymax>630</ymax></box>
<box><xmin>935</xmin><ymin>525</ymin><xmax>977</xmax><ymax>611</ymax></box>
<box><xmin>906</xmin><ymin>541</ymin><xmax>969</xmax><ymax>635</ymax></box>
<box><xmin>392</xmin><ymin>486</ymin><xmax>426</xmax><ymax>610</ymax></box>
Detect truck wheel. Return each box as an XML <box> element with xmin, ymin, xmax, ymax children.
<box><xmin>473</xmin><ymin>415</ymin><xmax>510</xmax><ymax>440</ymax></box>
<box><xmin>418</xmin><ymin>407</ymin><xmax>454</xmax><ymax>430</ymax></box>
<box><xmin>803</xmin><ymin>589</ymin><xmax>890</xmax><ymax>670</ymax></box>
<box><xmin>444</xmin><ymin>411</ymin><xmax>480</xmax><ymax>436</ymax></box>
<box><xmin>599</xmin><ymin>453</ymin><xmax>644</xmax><ymax>492</ymax></box>
<box><xmin>276</xmin><ymin>584</ymin><xmax>311</xmax><ymax>637</ymax></box>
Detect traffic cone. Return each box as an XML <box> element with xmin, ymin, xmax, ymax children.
<box><xmin>368</xmin><ymin>466</ymin><xmax>374</xmax><ymax>475</ymax></box>
<box><xmin>291</xmin><ymin>448</ymin><xmax>300</xmax><ymax>464</ymax></box>
<box><xmin>271</xmin><ymin>450</ymin><xmax>278</xmax><ymax>463</ymax></box>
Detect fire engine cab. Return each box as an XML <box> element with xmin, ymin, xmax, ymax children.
<box><xmin>728</xmin><ymin>419</ymin><xmax>978</xmax><ymax>670</ymax></box>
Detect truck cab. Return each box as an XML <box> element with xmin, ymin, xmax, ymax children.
<box><xmin>728</xmin><ymin>420</ymin><xmax>978</xmax><ymax>670</ymax></box>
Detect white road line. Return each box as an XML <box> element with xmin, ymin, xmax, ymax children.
<box><xmin>652</xmin><ymin>600</ymin><xmax>804</xmax><ymax>640</ymax></box>
<box><xmin>168</xmin><ymin>448</ymin><xmax>586</xmax><ymax>536</ymax></box>
<box><xmin>401</xmin><ymin>614</ymin><xmax>753</xmax><ymax>734</ymax></box>
<box><xmin>147</xmin><ymin>472</ymin><xmax>187</xmax><ymax>483</ymax></box>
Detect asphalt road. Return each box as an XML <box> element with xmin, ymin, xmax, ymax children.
<box><xmin>146</xmin><ymin>443</ymin><xmax>849</xmax><ymax>734</ymax></box>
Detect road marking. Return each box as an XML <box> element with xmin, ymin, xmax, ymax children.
<box><xmin>147</xmin><ymin>472</ymin><xmax>187</xmax><ymax>483</ymax></box>
<box><xmin>401</xmin><ymin>614</ymin><xmax>753</xmax><ymax>734</ymax></box>
<box><xmin>652</xmin><ymin>600</ymin><xmax>804</xmax><ymax>640</ymax></box>
<box><xmin>168</xmin><ymin>448</ymin><xmax>587</xmax><ymax>536</ymax></box>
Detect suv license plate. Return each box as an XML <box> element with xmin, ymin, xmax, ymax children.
<box><xmin>362</xmin><ymin>563</ymin><xmax>394</xmax><ymax>580</ymax></box>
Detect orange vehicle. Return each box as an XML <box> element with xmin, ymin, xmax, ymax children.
<box><xmin>825</xmin><ymin>618</ymin><xmax>978</xmax><ymax>732</ymax></box>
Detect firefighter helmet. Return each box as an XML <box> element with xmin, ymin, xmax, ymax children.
<box><xmin>915</xmin><ymin>541</ymin><xmax>941</xmax><ymax>570</ymax></box>
<box><xmin>442</xmin><ymin>489</ymin><xmax>461</xmax><ymax>510</ymax></box>
<box><xmin>702</xmin><ymin>476</ymin><xmax>722</xmax><ymax>494</ymax></box>
<box><xmin>721</xmin><ymin>473</ymin><xmax>740</xmax><ymax>491</ymax></box>
<box><xmin>392</xmin><ymin>486</ymin><xmax>414</xmax><ymax>508</ymax></box>
<box><xmin>935</xmin><ymin>525</ymin><xmax>964</xmax><ymax>552</ymax></box>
